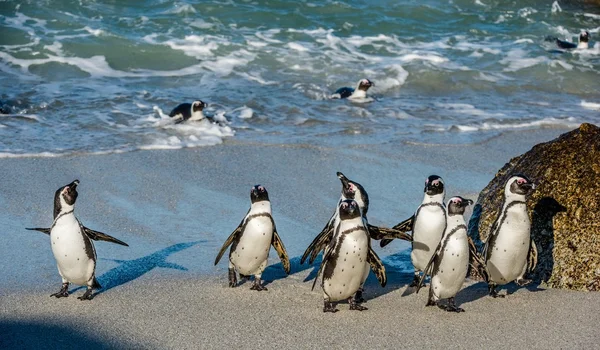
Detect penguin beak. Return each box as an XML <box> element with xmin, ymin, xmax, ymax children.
<box><xmin>337</xmin><ymin>172</ymin><xmax>354</xmax><ymax>194</ymax></box>
<box><xmin>67</xmin><ymin>180</ymin><xmax>79</xmax><ymax>192</ymax></box>
<box><xmin>464</xmin><ymin>199</ymin><xmax>474</xmax><ymax>206</ymax></box>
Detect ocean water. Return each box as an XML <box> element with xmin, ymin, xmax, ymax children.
<box><xmin>0</xmin><ymin>0</ymin><xmax>599</xmax><ymax>157</ymax></box>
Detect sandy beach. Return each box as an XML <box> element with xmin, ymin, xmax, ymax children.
<box><xmin>1</xmin><ymin>128</ymin><xmax>599</xmax><ymax>349</ymax></box>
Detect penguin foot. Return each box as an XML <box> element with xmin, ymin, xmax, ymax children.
<box><xmin>323</xmin><ymin>301</ymin><xmax>338</xmax><ymax>313</ymax></box>
<box><xmin>353</xmin><ymin>289</ymin><xmax>366</xmax><ymax>304</ymax></box>
<box><xmin>250</xmin><ymin>280</ymin><xmax>268</xmax><ymax>291</ymax></box>
<box><xmin>77</xmin><ymin>289</ymin><xmax>94</xmax><ymax>301</ymax></box>
<box><xmin>516</xmin><ymin>278</ymin><xmax>532</xmax><ymax>286</ymax></box>
<box><xmin>425</xmin><ymin>299</ymin><xmax>437</xmax><ymax>307</ymax></box>
<box><xmin>489</xmin><ymin>290</ymin><xmax>505</xmax><ymax>298</ymax></box>
<box><xmin>50</xmin><ymin>283</ymin><xmax>69</xmax><ymax>298</ymax></box>
<box><xmin>228</xmin><ymin>268</ymin><xmax>237</xmax><ymax>288</ymax></box>
<box><xmin>348</xmin><ymin>296</ymin><xmax>368</xmax><ymax>311</ymax></box>
<box><xmin>409</xmin><ymin>275</ymin><xmax>421</xmax><ymax>288</ymax></box>
<box><xmin>443</xmin><ymin>298</ymin><xmax>465</xmax><ymax>313</ymax></box>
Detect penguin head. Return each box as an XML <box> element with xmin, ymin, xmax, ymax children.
<box><xmin>580</xmin><ymin>31</ymin><xmax>590</xmax><ymax>43</ymax></box>
<box><xmin>447</xmin><ymin>196</ymin><xmax>473</xmax><ymax>216</ymax></box>
<box><xmin>192</xmin><ymin>100</ymin><xmax>207</xmax><ymax>113</ymax></box>
<box><xmin>337</xmin><ymin>171</ymin><xmax>369</xmax><ymax>215</ymax></box>
<box><xmin>357</xmin><ymin>79</ymin><xmax>374</xmax><ymax>91</ymax></box>
<box><xmin>506</xmin><ymin>174</ymin><xmax>535</xmax><ymax>198</ymax></box>
<box><xmin>424</xmin><ymin>175</ymin><xmax>445</xmax><ymax>196</ymax></box>
<box><xmin>250</xmin><ymin>185</ymin><xmax>269</xmax><ymax>203</ymax></box>
<box><xmin>339</xmin><ymin>199</ymin><xmax>361</xmax><ymax>220</ymax></box>
<box><xmin>53</xmin><ymin>180</ymin><xmax>79</xmax><ymax>218</ymax></box>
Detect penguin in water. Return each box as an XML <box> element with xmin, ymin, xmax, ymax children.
<box><xmin>483</xmin><ymin>174</ymin><xmax>538</xmax><ymax>298</ymax></box>
<box><xmin>380</xmin><ymin>175</ymin><xmax>447</xmax><ymax>288</ymax></box>
<box><xmin>312</xmin><ymin>199</ymin><xmax>386</xmax><ymax>312</ymax></box>
<box><xmin>331</xmin><ymin>79</ymin><xmax>374</xmax><ymax>100</ymax></box>
<box><xmin>27</xmin><ymin>180</ymin><xmax>129</xmax><ymax>300</ymax></box>
<box><xmin>545</xmin><ymin>31</ymin><xmax>590</xmax><ymax>50</ymax></box>
<box><xmin>214</xmin><ymin>185</ymin><xmax>290</xmax><ymax>291</ymax></box>
<box><xmin>415</xmin><ymin>196</ymin><xmax>475</xmax><ymax>312</ymax></box>
<box><xmin>169</xmin><ymin>100</ymin><xmax>209</xmax><ymax>123</ymax></box>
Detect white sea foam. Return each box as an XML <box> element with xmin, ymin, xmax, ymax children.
<box><xmin>236</xmin><ymin>107</ymin><xmax>254</xmax><ymax>119</ymax></box>
<box><xmin>551</xmin><ymin>1</ymin><xmax>562</xmax><ymax>13</ymax></box>
<box><xmin>499</xmin><ymin>49</ymin><xmax>548</xmax><ymax>72</ymax></box>
<box><xmin>436</xmin><ymin>103</ymin><xmax>506</xmax><ymax>118</ymax></box>
<box><xmin>583</xmin><ymin>13</ymin><xmax>600</xmax><ymax>20</ymax></box>
<box><xmin>581</xmin><ymin>101</ymin><xmax>600</xmax><ymax>111</ymax></box>
<box><xmin>288</xmin><ymin>42</ymin><xmax>309</xmax><ymax>52</ymax></box>
<box><xmin>453</xmin><ymin>117</ymin><xmax>579</xmax><ymax>132</ymax></box>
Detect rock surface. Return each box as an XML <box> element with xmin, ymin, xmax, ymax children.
<box><xmin>468</xmin><ymin>123</ymin><xmax>600</xmax><ymax>291</ymax></box>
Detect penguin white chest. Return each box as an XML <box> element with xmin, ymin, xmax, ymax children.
<box><xmin>411</xmin><ymin>205</ymin><xmax>446</xmax><ymax>271</ymax></box>
<box><xmin>430</xmin><ymin>230</ymin><xmax>469</xmax><ymax>300</ymax></box>
<box><xmin>487</xmin><ymin>204</ymin><xmax>531</xmax><ymax>285</ymax></box>
<box><xmin>323</xmin><ymin>230</ymin><xmax>369</xmax><ymax>302</ymax></box>
<box><xmin>230</xmin><ymin>215</ymin><xmax>273</xmax><ymax>276</ymax></box>
<box><xmin>51</xmin><ymin>215</ymin><xmax>95</xmax><ymax>286</ymax></box>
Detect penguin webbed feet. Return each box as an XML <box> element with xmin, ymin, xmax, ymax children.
<box><xmin>348</xmin><ymin>296</ymin><xmax>368</xmax><ymax>311</ymax></box>
<box><xmin>323</xmin><ymin>301</ymin><xmax>338</xmax><ymax>313</ymax></box>
<box><xmin>77</xmin><ymin>289</ymin><xmax>95</xmax><ymax>301</ymax></box>
<box><xmin>409</xmin><ymin>274</ymin><xmax>421</xmax><ymax>288</ymax></box>
<box><xmin>515</xmin><ymin>278</ymin><xmax>532</xmax><ymax>286</ymax></box>
<box><xmin>440</xmin><ymin>298</ymin><xmax>464</xmax><ymax>313</ymax></box>
<box><xmin>228</xmin><ymin>268</ymin><xmax>238</xmax><ymax>288</ymax></box>
<box><xmin>353</xmin><ymin>288</ymin><xmax>366</xmax><ymax>304</ymax></box>
<box><xmin>250</xmin><ymin>279</ymin><xmax>268</xmax><ymax>291</ymax></box>
<box><xmin>50</xmin><ymin>283</ymin><xmax>69</xmax><ymax>298</ymax></box>
<box><xmin>488</xmin><ymin>284</ymin><xmax>505</xmax><ymax>298</ymax></box>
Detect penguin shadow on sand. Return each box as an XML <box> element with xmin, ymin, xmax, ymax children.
<box><xmin>70</xmin><ymin>241</ymin><xmax>203</xmax><ymax>296</ymax></box>
<box><xmin>459</xmin><ymin>197</ymin><xmax>566</xmax><ymax>303</ymax></box>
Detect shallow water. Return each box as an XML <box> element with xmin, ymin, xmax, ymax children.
<box><xmin>0</xmin><ymin>0</ymin><xmax>599</xmax><ymax>156</ymax></box>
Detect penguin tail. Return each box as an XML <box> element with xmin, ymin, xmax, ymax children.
<box><xmin>92</xmin><ymin>278</ymin><xmax>102</xmax><ymax>290</ymax></box>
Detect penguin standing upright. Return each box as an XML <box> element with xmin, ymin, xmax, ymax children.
<box><xmin>416</xmin><ymin>196</ymin><xmax>473</xmax><ymax>312</ymax></box>
<box><xmin>483</xmin><ymin>175</ymin><xmax>538</xmax><ymax>297</ymax></box>
<box><xmin>27</xmin><ymin>180</ymin><xmax>129</xmax><ymax>300</ymax></box>
<box><xmin>214</xmin><ymin>185</ymin><xmax>290</xmax><ymax>291</ymax></box>
<box><xmin>313</xmin><ymin>200</ymin><xmax>386</xmax><ymax>312</ymax></box>
<box><xmin>380</xmin><ymin>175</ymin><xmax>447</xmax><ymax>287</ymax></box>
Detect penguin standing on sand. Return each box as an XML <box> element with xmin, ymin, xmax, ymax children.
<box><xmin>27</xmin><ymin>180</ymin><xmax>129</xmax><ymax>300</ymax></box>
<box><xmin>380</xmin><ymin>175</ymin><xmax>447</xmax><ymax>287</ymax></box>
<box><xmin>313</xmin><ymin>200</ymin><xmax>386</xmax><ymax>312</ymax></box>
<box><xmin>483</xmin><ymin>175</ymin><xmax>538</xmax><ymax>298</ymax></box>
<box><xmin>214</xmin><ymin>185</ymin><xmax>290</xmax><ymax>291</ymax></box>
<box><xmin>169</xmin><ymin>100</ymin><xmax>208</xmax><ymax>123</ymax></box>
<box><xmin>331</xmin><ymin>79</ymin><xmax>374</xmax><ymax>99</ymax></box>
<box><xmin>416</xmin><ymin>196</ymin><xmax>473</xmax><ymax>312</ymax></box>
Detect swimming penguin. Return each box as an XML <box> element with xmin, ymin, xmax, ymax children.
<box><xmin>546</xmin><ymin>31</ymin><xmax>590</xmax><ymax>50</ymax></box>
<box><xmin>169</xmin><ymin>100</ymin><xmax>208</xmax><ymax>123</ymax></box>
<box><xmin>415</xmin><ymin>196</ymin><xmax>473</xmax><ymax>312</ymax></box>
<box><xmin>483</xmin><ymin>174</ymin><xmax>538</xmax><ymax>298</ymax></box>
<box><xmin>331</xmin><ymin>79</ymin><xmax>374</xmax><ymax>99</ymax></box>
<box><xmin>26</xmin><ymin>180</ymin><xmax>129</xmax><ymax>300</ymax></box>
<box><xmin>380</xmin><ymin>175</ymin><xmax>447</xmax><ymax>288</ymax></box>
<box><xmin>312</xmin><ymin>199</ymin><xmax>386</xmax><ymax>312</ymax></box>
<box><xmin>214</xmin><ymin>185</ymin><xmax>290</xmax><ymax>291</ymax></box>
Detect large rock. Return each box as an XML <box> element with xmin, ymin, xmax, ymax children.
<box><xmin>468</xmin><ymin>123</ymin><xmax>600</xmax><ymax>291</ymax></box>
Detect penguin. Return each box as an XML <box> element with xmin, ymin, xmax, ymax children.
<box><xmin>483</xmin><ymin>174</ymin><xmax>538</xmax><ymax>298</ymax></box>
<box><xmin>380</xmin><ymin>175</ymin><xmax>447</xmax><ymax>288</ymax></box>
<box><xmin>26</xmin><ymin>180</ymin><xmax>129</xmax><ymax>300</ymax></box>
<box><xmin>312</xmin><ymin>199</ymin><xmax>386</xmax><ymax>312</ymax></box>
<box><xmin>415</xmin><ymin>196</ymin><xmax>473</xmax><ymax>312</ymax></box>
<box><xmin>545</xmin><ymin>31</ymin><xmax>590</xmax><ymax>50</ymax></box>
<box><xmin>169</xmin><ymin>100</ymin><xmax>208</xmax><ymax>123</ymax></box>
<box><xmin>214</xmin><ymin>185</ymin><xmax>290</xmax><ymax>291</ymax></box>
<box><xmin>331</xmin><ymin>79</ymin><xmax>374</xmax><ymax>99</ymax></box>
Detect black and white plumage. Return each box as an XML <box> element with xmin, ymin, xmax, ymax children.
<box><xmin>169</xmin><ymin>100</ymin><xmax>208</xmax><ymax>123</ymax></box>
<box><xmin>214</xmin><ymin>185</ymin><xmax>290</xmax><ymax>291</ymax></box>
<box><xmin>483</xmin><ymin>174</ymin><xmax>537</xmax><ymax>298</ymax></box>
<box><xmin>313</xmin><ymin>199</ymin><xmax>386</xmax><ymax>313</ymax></box>
<box><xmin>380</xmin><ymin>175</ymin><xmax>447</xmax><ymax>287</ymax></box>
<box><xmin>27</xmin><ymin>180</ymin><xmax>129</xmax><ymax>300</ymax></box>
<box><xmin>546</xmin><ymin>31</ymin><xmax>590</xmax><ymax>50</ymax></box>
<box><xmin>331</xmin><ymin>79</ymin><xmax>374</xmax><ymax>99</ymax></box>
<box><xmin>416</xmin><ymin>196</ymin><xmax>473</xmax><ymax>312</ymax></box>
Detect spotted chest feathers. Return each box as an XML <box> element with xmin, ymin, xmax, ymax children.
<box><xmin>230</xmin><ymin>202</ymin><xmax>274</xmax><ymax>276</ymax></box>
<box><xmin>430</xmin><ymin>221</ymin><xmax>469</xmax><ymax>300</ymax></box>
<box><xmin>411</xmin><ymin>202</ymin><xmax>446</xmax><ymax>272</ymax></box>
<box><xmin>322</xmin><ymin>219</ymin><xmax>370</xmax><ymax>302</ymax></box>
<box><xmin>50</xmin><ymin>212</ymin><xmax>96</xmax><ymax>286</ymax></box>
<box><xmin>487</xmin><ymin>201</ymin><xmax>531</xmax><ymax>285</ymax></box>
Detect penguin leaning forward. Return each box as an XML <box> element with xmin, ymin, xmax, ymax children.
<box><xmin>27</xmin><ymin>180</ymin><xmax>129</xmax><ymax>300</ymax></box>
<box><xmin>312</xmin><ymin>199</ymin><xmax>386</xmax><ymax>312</ymax></box>
<box><xmin>214</xmin><ymin>185</ymin><xmax>290</xmax><ymax>291</ymax></box>
<box><xmin>483</xmin><ymin>174</ymin><xmax>538</xmax><ymax>298</ymax></box>
<box><xmin>415</xmin><ymin>196</ymin><xmax>487</xmax><ymax>312</ymax></box>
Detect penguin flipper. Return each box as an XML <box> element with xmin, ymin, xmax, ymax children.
<box><xmin>271</xmin><ymin>227</ymin><xmax>291</xmax><ymax>274</ymax></box>
<box><xmin>26</xmin><ymin>227</ymin><xmax>51</xmax><ymax>235</ymax></box>
<box><xmin>82</xmin><ymin>226</ymin><xmax>129</xmax><ymax>247</ymax></box>
<box><xmin>380</xmin><ymin>215</ymin><xmax>414</xmax><ymax>247</ymax></box>
<box><xmin>311</xmin><ymin>235</ymin><xmax>339</xmax><ymax>291</ymax></box>
<box><xmin>367</xmin><ymin>246</ymin><xmax>387</xmax><ymax>287</ymax></box>
<box><xmin>527</xmin><ymin>239</ymin><xmax>538</xmax><ymax>273</ymax></box>
<box><xmin>369</xmin><ymin>224</ymin><xmax>413</xmax><ymax>242</ymax></box>
<box><xmin>416</xmin><ymin>233</ymin><xmax>447</xmax><ymax>294</ymax></box>
<box><xmin>301</xmin><ymin>215</ymin><xmax>335</xmax><ymax>264</ymax></box>
<box><xmin>214</xmin><ymin>222</ymin><xmax>243</xmax><ymax>266</ymax></box>
<box><xmin>468</xmin><ymin>236</ymin><xmax>489</xmax><ymax>282</ymax></box>
<box><xmin>556</xmin><ymin>39</ymin><xmax>577</xmax><ymax>49</ymax></box>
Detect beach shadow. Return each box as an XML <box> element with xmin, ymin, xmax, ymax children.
<box><xmin>69</xmin><ymin>241</ymin><xmax>202</xmax><ymax>296</ymax></box>
<box><xmin>0</xmin><ymin>320</ymin><xmax>138</xmax><ymax>349</ymax></box>
<box><xmin>531</xmin><ymin>197</ymin><xmax>565</xmax><ymax>283</ymax></box>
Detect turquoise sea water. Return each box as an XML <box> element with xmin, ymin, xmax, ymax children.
<box><xmin>0</xmin><ymin>0</ymin><xmax>599</xmax><ymax>156</ymax></box>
